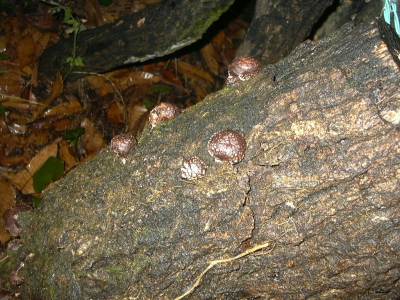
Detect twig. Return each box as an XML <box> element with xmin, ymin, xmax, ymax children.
<box><xmin>174</xmin><ymin>241</ymin><xmax>274</xmax><ymax>300</ymax></box>
<box><xmin>0</xmin><ymin>255</ymin><xmax>9</xmax><ymax>264</ymax></box>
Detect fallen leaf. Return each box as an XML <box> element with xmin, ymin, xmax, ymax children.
<box><xmin>59</xmin><ymin>140</ymin><xmax>78</xmax><ymax>171</ymax></box>
<box><xmin>0</xmin><ymin>64</ymin><xmax>23</xmax><ymax>96</ymax></box>
<box><xmin>32</xmin><ymin>156</ymin><xmax>64</xmax><ymax>193</ymax></box>
<box><xmin>127</xmin><ymin>103</ymin><xmax>148</xmax><ymax>136</ymax></box>
<box><xmin>192</xmin><ymin>80</ymin><xmax>210</xmax><ymax>102</ymax></box>
<box><xmin>43</xmin><ymin>98</ymin><xmax>83</xmax><ymax>118</ymax></box>
<box><xmin>107</xmin><ymin>101</ymin><xmax>125</xmax><ymax>125</ymax></box>
<box><xmin>52</xmin><ymin>118</ymin><xmax>78</xmax><ymax>132</ymax></box>
<box><xmin>16</xmin><ymin>34</ymin><xmax>35</xmax><ymax>67</ymax></box>
<box><xmin>201</xmin><ymin>44</ymin><xmax>221</xmax><ymax>76</ymax></box>
<box><xmin>5</xmin><ymin>141</ymin><xmax>60</xmax><ymax>194</ymax></box>
<box><xmin>26</xmin><ymin>141</ymin><xmax>58</xmax><ymax>175</ymax></box>
<box><xmin>30</xmin><ymin>73</ymin><xmax>63</xmax><ymax>121</ymax></box>
<box><xmin>177</xmin><ymin>61</ymin><xmax>214</xmax><ymax>84</ymax></box>
<box><xmin>80</xmin><ymin>118</ymin><xmax>105</xmax><ymax>157</ymax></box>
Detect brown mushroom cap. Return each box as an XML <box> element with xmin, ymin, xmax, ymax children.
<box><xmin>110</xmin><ymin>133</ymin><xmax>136</xmax><ymax>156</ymax></box>
<box><xmin>230</xmin><ymin>56</ymin><xmax>261</xmax><ymax>76</ymax></box>
<box><xmin>207</xmin><ymin>130</ymin><xmax>246</xmax><ymax>164</ymax></box>
<box><xmin>149</xmin><ymin>102</ymin><xmax>181</xmax><ymax>128</ymax></box>
<box><xmin>226</xmin><ymin>56</ymin><xmax>261</xmax><ymax>85</ymax></box>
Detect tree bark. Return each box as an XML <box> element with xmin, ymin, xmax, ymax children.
<box><xmin>38</xmin><ymin>0</ymin><xmax>234</xmax><ymax>82</ymax></box>
<box><xmin>16</xmin><ymin>23</ymin><xmax>400</xmax><ymax>299</ymax></box>
<box><xmin>236</xmin><ymin>0</ymin><xmax>335</xmax><ymax>63</ymax></box>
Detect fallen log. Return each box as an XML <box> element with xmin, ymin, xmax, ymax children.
<box><xmin>16</xmin><ymin>22</ymin><xmax>400</xmax><ymax>299</ymax></box>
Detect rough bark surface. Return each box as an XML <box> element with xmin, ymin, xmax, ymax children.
<box><xmin>236</xmin><ymin>0</ymin><xmax>334</xmax><ymax>63</ymax></box>
<box><xmin>38</xmin><ymin>0</ymin><xmax>234</xmax><ymax>82</ymax></box>
<box><xmin>17</xmin><ymin>23</ymin><xmax>400</xmax><ymax>299</ymax></box>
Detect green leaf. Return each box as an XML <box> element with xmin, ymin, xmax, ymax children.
<box><xmin>63</xmin><ymin>7</ymin><xmax>74</xmax><ymax>24</ymax></box>
<box><xmin>150</xmin><ymin>84</ymin><xmax>174</xmax><ymax>95</ymax></box>
<box><xmin>0</xmin><ymin>53</ymin><xmax>9</xmax><ymax>61</ymax></box>
<box><xmin>64</xmin><ymin>127</ymin><xmax>85</xmax><ymax>147</ymax></box>
<box><xmin>98</xmin><ymin>0</ymin><xmax>112</xmax><ymax>6</ymax></box>
<box><xmin>66</xmin><ymin>56</ymin><xmax>85</xmax><ymax>68</ymax></box>
<box><xmin>143</xmin><ymin>98</ymin><xmax>157</xmax><ymax>110</ymax></box>
<box><xmin>33</xmin><ymin>157</ymin><xmax>65</xmax><ymax>193</ymax></box>
<box><xmin>0</xmin><ymin>104</ymin><xmax>7</xmax><ymax>116</ymax></box>
<box><xmin>32</xmin><ymin>196</ymin><xmax>42</xmax><ymax>208</ymax></box>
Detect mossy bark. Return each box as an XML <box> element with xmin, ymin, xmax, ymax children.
<box><xmin>17</xmin><ymin>23</ymin><xmax>400</xmax><ymax>299</ymax></box>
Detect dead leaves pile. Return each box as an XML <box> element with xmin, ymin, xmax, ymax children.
<box><xmin>0</xmin><ymin>4</ymin><xmax>247</xmax><ymax>246</ymax></box>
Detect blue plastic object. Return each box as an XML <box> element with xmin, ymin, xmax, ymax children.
<box><xmin>383</xmin><ymin>0</ymin><xmax>400</xmax><ymax>37</ymax></box>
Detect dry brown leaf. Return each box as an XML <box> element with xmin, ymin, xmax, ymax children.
<box><xmin>7</xmin><ymin>141</ymin><xmax>60</xmax><ymax>195</ymax></box>
<box><xmin>43</xmin><ymin>98</ymin><xmax>83</xmax><ymax>118</ymax></box>
<box><xmin>0</xmin><ymin>95</ymin><xmax>44</xmax><ymax>111</ymax></box>
<box><xmin>0</xmin><ymin>177</ymin><xmax>16</xmax><ymax>244</ymax></box>
<box><xmin>211</xmin><ymin>31</ymin><xmax>230</xmax><ymax>50</ymax></box>
<box><xmin>0</xmin><ymin>148</ymin><xmax>31</xmax><ymax>168</ymax></box>
<box><xmin>0</xmin><ymin>132</ymin><xmax>32</xmax><ymax>167</ymax></box>
<box><xmin>81</xmin><ymin>118</ymin><xmax>105</xmax><ymax>157</ymax></box>
<box><xmin>4</xmin><ymin>169</ymin><xmax>31</xmax><ymax>194</ymax></box>
<box><xmin>0</xmin><ymin>64</ymin><xmax>23</xmax><ymax>96</ymax></box>
<box><xmin>45</xmin><ymin>73</ymin><xmax>64</xmax><ymax>105</ymax></box>
<box><xmin>192</xmin><ymin>80</ymin><xmax>209</xmax><ymax>102</ymax></box>
<box><xmin>0</xmin><ymin>35</ymin><xmax>6</xmax><ymax>52</ymax></box>
<box><xmin>84</xmin><ymin>0</ymin><xmax>104</xmax><ymax>27</ymax></box>
<box><xmin>200</xmin><ymin>44</ymin><xmax>221</xmax><ymax>76</ymax></box>
<box><xmin>16</xmin><ymin>34</ymin><xmax>36</xmax><ymax>67</ymax></box>
<box><xmin>33</xmin><ymin>29</ymin><xmax>52</xmax><ymax>57</ymax></box>
<box><xmin>0</xmin><ymin>221</ymin><xmax>11</xmax><ymax>244</ymax></box>
<box><xmin>26</xmin><ymin>130</ymin><xmax>50</xmax><ymax>147</ymax></box>
<box><xmin>177</xmin><ymin>61</ymin><xmax>214</xmax><ymax>85</ymax></box>
<box><xmin>52</xmin><ymin>118</ymin><xmax>78</xmax><ymax>132</ymax></box>
<box><xmin>160</xmin><ymin>68</ymin><xmax>182</xmax><ymax>86</ymax></box>
<box><xmin>59</xmin><ymin>140</ymin><xmax>78</xmax><ymax>171</ymax></box>
<box><xmin>85</xmin><ymin>75</ymin><xmax>112</xmax><ymax>96</ymax></box>
<box><xmin>127</xmin><ymin>103</ymin><xmax>148</xmax><ymax>135</ymax></box>
<box><xmin>87</xmin><ymin>70</ymin><xmax>161</xmax><ymax>97</ymax></box>
<box><xmin>30</xmin><ymin>73</ymin><xmax>64</xmax><ymax>121</ymax></box>
<box><xmin>107</xmin><ymin>101</ymin><xmax>125</xmax><ymax>125</ymax></box>
<box><xmin>26</xmin><ymin>141</ymin><xmax>59</xmax><ymax>175</ymax></box>
<box><xmin>111</xmin><ymin>69</ymin><xmax>161</xmax><ymax>90</ymax></box>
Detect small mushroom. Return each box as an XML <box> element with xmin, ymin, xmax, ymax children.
<box><xmin>110</xmin><ymin>133</ymin><xmax>136</xmax><ymax>156</ymax></box>
<box><xmin>207</xmin><ymin>130</ymin><xmax>246</xmax><ymax>164</ymax></box>
<box><xmin>226</xmin><ymin>56</ymin><xmax>261</xmax><ymax>86</ymax></box>
<box><xmin>181</xmin><ymin>156</ymin><xmax>207</xmax><ymax>180</ymax></box>
<box><xmin>149</xmin><ymin>102</ymin><xmax>181</xmax><ymax>128</ymax></box>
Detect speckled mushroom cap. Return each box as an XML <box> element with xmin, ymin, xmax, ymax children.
<box><xmin>226</xmin><ymin>56</ymin><xmax>261</xmax><ymax>85</ymax></box>
<box><xmin>149</xmin><ymin>102</ymin><xmax>181</xmax><ymax>128</ymax></box>
<box><xmin>110</xmin><ymin>133</ymin><xmax>136</xmax><ymax>156</ymax></box>
<box><xmin>207</xmin><ymin>130</ymin><xmax>246</xmax><ymax>164</ymax></box>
